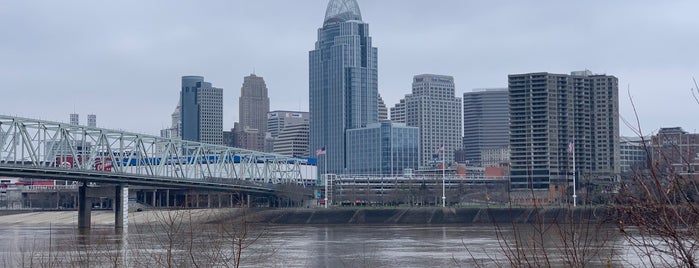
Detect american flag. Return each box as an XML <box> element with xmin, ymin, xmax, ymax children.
<box><xmin>316</xmin><ymin>147</ymin><xmax>326</xmax><ymax>156</ymax></box>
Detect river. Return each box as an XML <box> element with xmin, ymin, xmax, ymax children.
<box><xmin>0</xmin><ymin>222</ymin><xmax>645</xmax><ymax>267</ymax></box>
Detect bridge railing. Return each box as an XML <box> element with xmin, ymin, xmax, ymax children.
<box><xmin>0</xmin><ymin>115</ymin><xmax>306</xmax><ymax>184</ymax></box>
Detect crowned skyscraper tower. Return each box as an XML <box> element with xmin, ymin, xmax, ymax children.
<box><xmin>310</xmin><ymin>0</ymin><xmax>378</xmax><ymax>175</ymax></box>
<box><xmin>237</xmin><ymin>74</ymin><xmax>270</xmax><ymax>151</ymax></box>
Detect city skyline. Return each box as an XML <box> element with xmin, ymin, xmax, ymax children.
<box><xmin>1</xmin><ymin>1</ymin><xmax>698</xmax><ymax>137</ymax></box>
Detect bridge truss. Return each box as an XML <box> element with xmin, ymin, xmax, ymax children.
<box><xmin>0</xmin><ymin>115</ymin><xmax>306</xmax><ymax>185</ymax></box>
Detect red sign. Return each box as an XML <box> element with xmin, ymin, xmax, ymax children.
<box><xmin>56</xmin><ymin>156</ymin><xmax>111</xmax><ymax>171</ymax></box>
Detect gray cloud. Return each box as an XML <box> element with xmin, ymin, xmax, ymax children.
<box><xmin>1</xmin><ymin>0</ymin><xmax>697</xmax><ymax>137</ymax></box>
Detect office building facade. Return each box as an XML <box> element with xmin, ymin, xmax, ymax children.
<box><xmin>650</xmin><ymin>127</ymin><xmax>699</xmax><ymax>174</ymax></box>
<box><xmin>309</xmin><ymin>0</ymin><xmax>378</xmax><ymax>174</ymax></box>
<box><xmin>620</xmin><ymin>136</ymin><xmax>649</xmax><ymax>174</ymax></box>
<box><xmin>274</xmin><ymin>123</ymin><xmax>310</xmax><ymax>158</ymax></box>
<box><xmin>70</xmin><ymin>114</ymin><xmax>79</xmax><ymax>125</ymax></box>
<box><xmin>392</xmin><ymin>74</ymin><xmax>462</xmax><ymax>169</ymax></box>
<box><xmin>180</xmin><ymin>76</ymin><xmax>223</xmax><ymax>145</ymax></box>
<box><xmin>237</xmin><ymin>74</ymin><xmax>270</xmax><ymax>151</ymax></box>
<box><xmin>87</xmin><ymin>114</ymin><xmax>96</xmax><ymax>127</ymax></box>
<box><xmin>346</xmin><ymin>121</ymin><xmax>419</xmax><ymax>175</ymax></box>
<box><xmin>267</xmin><ymin>111</ymin><xmax>310</xmax><ymax>156</ymax></box>
<box><xmin>463</xmin><ymin>88</ymin><xmax>509</xmax><ymax>167</ymax></box>
<box><xmin>508</xmin><ymin>71</ymin><xmax>619</xmax><ymax>198</ymax></box>
<box><xmin>378</xmin><ymin>94</ymin><xmax>388</xmax><ymax>121</ymax></box>
<box><xmin>267</xmin><ymin>111</ymin><xmax>309</xmax><ymax>139</ymax></box>
<box><xmin>161</xmin><ymin>100</ymin><xmax>181</xmax><ymax>139</ymax></box>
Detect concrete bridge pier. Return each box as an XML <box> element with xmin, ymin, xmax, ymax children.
<box><xmin>78</xmin><ymin>182</ymin><xmax>91</xmax><ymax>230</ymax></box>
<box><xmin>115</xmin><ymin>184</ymin><xmax>128</xmax><ymax>230</ymax></box>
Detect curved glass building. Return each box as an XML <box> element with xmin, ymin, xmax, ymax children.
<box><xmin>310</xmin><ymin>0</ymin><xmax>378</xmax><ymax>175</ymax></box>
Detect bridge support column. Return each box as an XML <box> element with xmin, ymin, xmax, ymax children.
<box><xmin>152</xmin><ymin>190</ymin><xmax>156</xmax><ymax>207</ymax></box>
<box><xmin>115</xmin><ymin>184</ymin><xmax>128</xmax><ymax>230</ymax></box>
<box><xmin>78</xmin><ymin>183</ymin><xmax>91</xmax><ymax>230</ymax></box>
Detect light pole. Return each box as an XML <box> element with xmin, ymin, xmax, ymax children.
<box><xmin>442</xmin><ymin>146</ymin><xmax>446</xmax><ymax>207</ymax></box>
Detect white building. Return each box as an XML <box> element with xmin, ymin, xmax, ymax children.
<box><xmin>392</xmin><ymin>74</ymin><xmax>462</xmax><ymax>169</ymax></box>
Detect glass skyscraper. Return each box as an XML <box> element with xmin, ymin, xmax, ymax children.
<box><xmin>180</xmin><ymin>76</ymin><xmax>223</xmax><ymax>145</ymax></box>
<box><xmin>463</xmin><ymin>88</ymin><xmax>509</xmax><ymax>167</ymax></box>
<box><xmin>346</xmin><ymin>121</ymin><xmax>419</xmax><ymax>176</ymax></box>
<box><xmin>310</xmin><ymin>0</ymin><xmax>378</xmax><ymax>175</ymax></box>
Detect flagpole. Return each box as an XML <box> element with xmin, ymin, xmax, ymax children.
<box><xmin>572</xmin><ymin>144</ymin><xmax>577</xmax><ymax>207</ymax></box>
<box><xmin>324</xmin><ymin>153</ymin><xmax>328</xmax><ymax>209</ymax></box>
<box><xmin>442</xmin><ymin>146</ymin><xmax>446</xmax><ymax>208</ymax></box>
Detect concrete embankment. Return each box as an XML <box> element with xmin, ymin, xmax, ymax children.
<box><xmin>0</xmin><ymin>209</ymin><xmax>230</xmax><ymax>225</ymax></box>
<box><xmin>0</xmin><ymin>207</ymin><xmax>613</xmax><ymax>226</ymax></box>
<box><xmin>234</xmin><ymin>207</ymin><xmax>613</xmax><ymax>225</ymax></box>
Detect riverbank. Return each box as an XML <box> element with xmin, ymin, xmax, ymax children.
<box><xmin>0</xmin><ymin>207</ymin><xmax>612</xmax><ymax>226</ymax></box>
<box><xmin>0</xmin><ymin>209</ymin><xmax>229</xmax><ymax>225</ymax></box>
<box><xmin>224</xmin><ymin>206</ymin><xmax>612</xmax><ymax>225</ymax></box>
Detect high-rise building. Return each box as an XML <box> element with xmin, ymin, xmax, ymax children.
<box><xmin>346</xmin><ymin>121</ymin><xmax>419</xmax><ymax>175</ymax></box>
<box><xmin>378</xmin><ymin>94</ymin><xmax>388</xmax><ymax>121</ymax></box>
<box><xmin>180</xmin><ymin>76</ymin><xmax>223</xmax><ymax>145</ymax></box>
<box><xmin>87</xmin><ymin>114</ymin><xmax>96</xmax><ymax>127</ymax></box>
<box><xmin>267</xmin><ymin>111</ymin><xmax>309</xmax><ymax>154</ymax></box>
<box><xmin>274</xmin><ymin>123</ymin><xmax>310</xmax><ymax>158</ymax></box>
<box><xmin>267</xmin><ymin>111</ymin><xmax>309</xmax><ymax>139</ymax></box>
<box><xmin>463</xmin><ymin>88</ymin><xmax>509</xmax><ymax>167</ymax></box>
<box><xmin>70</xmin><ymin>114</ymin><xmax>79</xmax><ymax>125</ymax></box>
<box><xmin>390</xmin><ymin>99</ymin><xmax>406</xmax><ymax>123</ymax></box>
<box><xmin>392</xmin><ymin>74</ymin><xmax>462</xmax><ymax>169</ymax></box>
<box><xmin>508</xmin><ymin>71</ymin><xmax>619</xmax><ymax>200</ymax></box>
<box><xmin>237</xmin><ymin>74</ymin><xmax>270</xmax><ymax>151</ymax></box>
<box><xmin>309</xmin><ymin>0</ymin><xmax>378</xmax><ymax>175</ymax></box>
<box><xmin>161</xmin><ymin>100</ymin><xmax>181</xmax><ymax>139</ymax></box>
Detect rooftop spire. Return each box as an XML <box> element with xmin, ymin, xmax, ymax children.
<box><xmin>324</xmin><ymin>0</ymin><xmax>362</xmax><ymax>26</ymax></box>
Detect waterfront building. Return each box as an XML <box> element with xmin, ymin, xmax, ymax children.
<box><xmin>620</xmin><ymin>136</ymin><xmax>649</xmax><ymax>174</ymax></box>
<box><xmin>309</xmin><ymin>0</ymin><xmax>378</xmax><ymax>174</ymax></box>
<box><xmin>392</xmin><ymin>74</ymin><xmax>462</xmax><ymax>169</ymax></box>
<box><xmin>650</xmin><ymin>127</ymin><xmax>699</xmax><ymax>174</ymax></box>
<box><xmin>346</xmin><ymin>121</ymin><xmax>419</xmax><ymax>175</ymax></box>
<box><xmin>462</xmin><ymin>88</ymin><xmax>509</xmax><ymax>167</ymax></box>
<box><xmin>237</xmin><ymin>74</ymin><xmax>270</xmax><ymax>151</ymax></box>
<box><xmin>508</xmin><ymin>70</ymin><xmax>619</xmax><ymax>202</ymax></box>
<box><xmin>180</xmin><ymin>76</ymin><xmax>223</xmax><ymax>145</ymax></box>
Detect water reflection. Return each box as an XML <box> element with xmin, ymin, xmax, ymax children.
<box><xmin>1</xmin><ymin>223</ymin><xmax>638</xmax><ymax>267</ymax></box>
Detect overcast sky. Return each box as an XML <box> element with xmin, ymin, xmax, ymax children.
<box><xmin>1</xmin><ymin>0</ymin><xmax>698</xmax><ymax>137</ymax></box>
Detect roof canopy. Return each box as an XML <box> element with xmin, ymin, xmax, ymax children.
<box><xmin>324</xmin><ymin>0</ymin><xmax>362</xmax><ymax>26</ymax></box>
